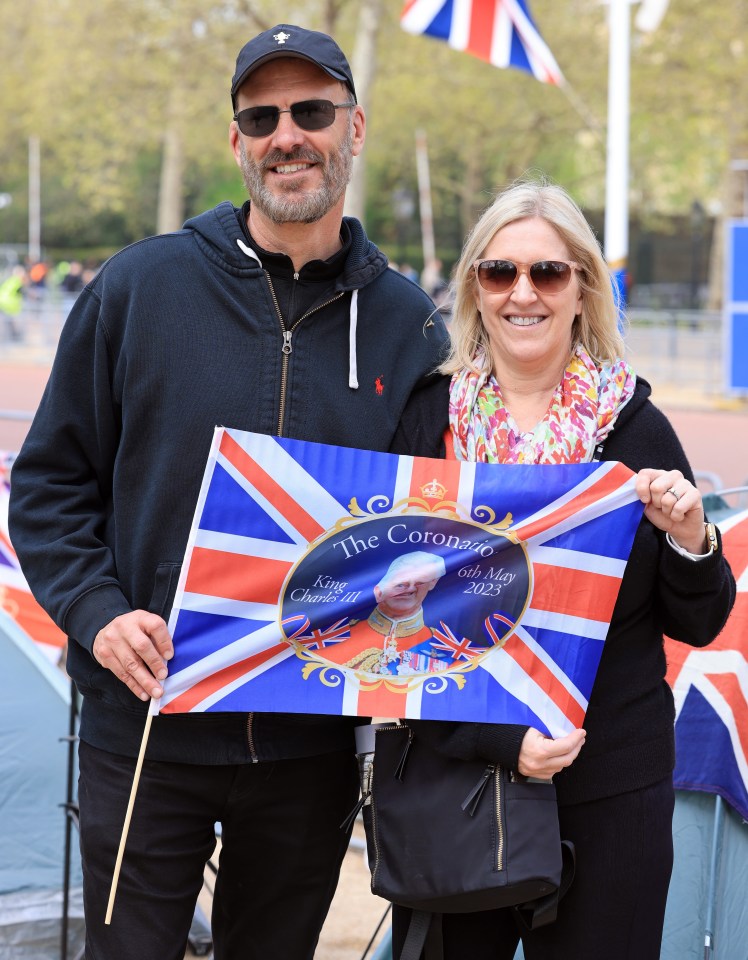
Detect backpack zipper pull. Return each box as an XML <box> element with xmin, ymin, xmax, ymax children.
<box><xmin>395</xmin><ymin>728</ymin><xmax>414</xmax><ymax>781</ymax></box>
<box><xmin>462</xmin><ymin>764</ymin><xmax>495</xmax><ymax>816</ymax></box>
<box><xmin>339</xmin><ymin>792</ymin><xmax>368</xmax><ymax>832</ymax></box>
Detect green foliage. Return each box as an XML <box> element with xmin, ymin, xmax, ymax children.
<box><xmin>0</xmin><ymin>0</ymin><xmax>743</xmax><ymax>263</ymax></box>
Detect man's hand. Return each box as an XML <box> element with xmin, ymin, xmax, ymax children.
<box><xmin>517</xmin><ymin>727</ymin><xmax>586</xmax><ymax>780</ymax></box>
<box><xmin>93</xmin><ymin>611</ymin><xmax>173</xmax><ymax>701</ymax></box>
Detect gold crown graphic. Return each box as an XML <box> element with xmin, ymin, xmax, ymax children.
<box><xmin>421</xmin><ymin>477</ymin><xmax>447</xmax><ymax>500</ymax></box>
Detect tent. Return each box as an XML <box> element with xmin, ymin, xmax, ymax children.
<box><xmin>661</xmin><ymin>504</ymin><xmax>748</xmax><ymax>957</ymax></box>
<box><xmin>663</xmin><ymin>791</ymin><xmax>747</xmax><ymax>958</ymax></box>
<box><xmin>1</xmin><ymin>459</ymin><xmax>213</xmax><ymax>958</ymax></box>
<box><xmin>0</xmin><ymin>452</ymin><xmax>84</xmax><ymax>955</ymax></box>
<box><xmin>0</xmin><ymin>609</ymin><xmax>84</xmax><ymax>959</ymax></box>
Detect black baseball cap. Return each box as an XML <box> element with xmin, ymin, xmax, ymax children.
<box><xmin>231</xmin><ymin>24</ymin><xmax>357</xmax><ymax>107</ymax></box>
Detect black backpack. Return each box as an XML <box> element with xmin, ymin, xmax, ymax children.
<box><xmin>348</xmin><ymin>723</ymin><xmax>575</xmax><ymax>960</ymax></box>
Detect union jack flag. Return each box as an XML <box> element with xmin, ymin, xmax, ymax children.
<box><xmin>666</xmin><ymin>508</ymin><xmax>748</xmax><ymax>820</ymax></box>
<box><xmin>154</xmin><ymin>428</ymin><xmax>643</xmax><ymax>737</ymax></box>
<box><xmin>0</xmin><ymin>450</ymin><xmax>13</xmax><ymax>493</ymax></box>
<box><xmin>400</xmin><ymin>0</ymin><xmax>564</xmax><ymax>85</ymax></box>
<box><xmin>282</xmin><ymin>615</ymin><xmax>350</xmax><ymax>651</ymax></box>
<box><xmin>0</xmin><ymin>464</ymin><xmax>67</xmax><ymax>664</ymax></box>
<box><xmin>431</xmin><ymin>621</ymin><xmax>482</xmax><ymax>661</ymax></box>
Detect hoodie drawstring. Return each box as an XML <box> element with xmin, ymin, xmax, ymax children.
<box><xmin>237</xmin><ymin>238</ymin><xmax>262</xmax><ymax>266</ymax></box>
<box><xmin>348</xmin><ymin>289</ymin><xmax>359</xmax><ymax>390</ymax></box>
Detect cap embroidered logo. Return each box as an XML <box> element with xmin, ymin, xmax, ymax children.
<box><xmin>274</xmin><ymin>31</ymin><xmax>291</xmax><ymax>44</ymax></box>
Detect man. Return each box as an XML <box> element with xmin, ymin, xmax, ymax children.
<box><xmin>9</xmin><ymin>24</ymin><xmax>448</xmax><ymax>960</ymax></box>
<box><xmin>325</xmin><ymin>551</ymin><xmax>447</xmax><ymax>675</ymax></box>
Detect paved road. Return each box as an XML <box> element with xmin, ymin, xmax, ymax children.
<box><xmin>2</xmin><ymin>360</ymin><xmax>748</xmax><ymax>492</ymax></box>
<box><xmin>0</xmin><ymin>362</ymin><xmax>49</xmax><ymax>453</ymax></box>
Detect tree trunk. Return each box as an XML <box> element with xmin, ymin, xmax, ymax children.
<box><xmin>157</xmin><ymin>92</ymin><xmax>185</xmax><ymax>235</ymax></box>
<box><xmin>343</xmin><ymin>0</ymin><xmax>383</xmax><ymax>225</ymax></box>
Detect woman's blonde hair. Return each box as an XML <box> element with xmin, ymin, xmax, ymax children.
<box><xmin>441</xmin><ymin>178</ymin><xmax>625</xmax><ymax>375</ymax></box>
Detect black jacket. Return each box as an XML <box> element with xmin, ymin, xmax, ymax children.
<box><xmin>409</xmin><ymin>379</ymin><xmax>736</xmax><ymax>805</ymax></box>
<box><xmin>9</xmin><ymin>203</ymin><xmax>450</xmax><ymax>763</ymax></box>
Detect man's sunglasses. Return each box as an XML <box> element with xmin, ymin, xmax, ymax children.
<box><xmin>233</xmin><ymin>99</ymin><xmax>356</xmax><ymax>138</ymax></box>
<box><xmin>473</xmin><ymin>259</ymin><xmax>579</xmax><ymax>295</ymax></box>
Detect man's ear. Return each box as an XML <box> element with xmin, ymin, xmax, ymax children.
<box><xmin>351</xmin><ymin>105</ymin><xmax>366</xmax><ymax>158</ymax></box>
<box><xmin>373</xmin><ymin>585</ymin><xmax>383</xmax><ymax>604</ymax></box>
<box><xmin>229</xmin><ymin>123</ymin><xmax>243</xmax><ymax>167</ymax></box>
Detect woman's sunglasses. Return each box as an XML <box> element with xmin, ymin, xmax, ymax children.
<box><xmin>473</xmin><ymin>259</ymin><xmax>579</xmax><ymax>295</ymax></box>
<box><xmin>233</xmin><ymin>99</ymin><xmax>356</xmax><ymax>138</ymax></box>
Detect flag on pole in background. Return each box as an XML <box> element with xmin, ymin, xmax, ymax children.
<box><xmin>666</xmin><ymin>508</ymin><xmax>748</xmax><ymax>821</ymax></box>
<box><xmin>154</xmin><ymin>428</ymin><xmax>643</xmax><ymax>736</ymax></box>
<box><xmin>400</xmin><ymin>0</ymin><xmax>563</xmax><ymax>85</ymax></box>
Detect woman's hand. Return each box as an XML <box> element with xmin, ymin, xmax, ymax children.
<box><xmin>635</xmin><ymin>468</ymin><xmax>707</xmax><ymax>554</ymax></box>
<box><xmin>517</xmin><ymin>727</ymin><xmax>586</xmax><ymax>780</ymax></box>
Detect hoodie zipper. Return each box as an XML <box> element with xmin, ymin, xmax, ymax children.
<box><xmin>245</xmin><ymin>272</ymin><xmax>346</xmax><ymax>760</ymax></box>
<box><xmin>265</xmin><ymin>272</ymin><xmax>345</xmax><ymax>436</ymax></box>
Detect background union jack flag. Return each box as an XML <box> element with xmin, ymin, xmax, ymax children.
<box><xmin>154</xmin><ymin>428</ymin><xmax>643</xmax><ymax>737</ymax></box>
<box><xmin>666</xmin><ymin>508</ymin><xmax>748</xmax><ymax>821</ymax></box>
<box><xmin>400</xmin><ymin>0</ymin><xmax>564</xmax><ymax>85</ymax></box>
<box><xmin>1</xmin><ymin>454</ymin><xmax>66</xmax><ymax>664</ymax></box>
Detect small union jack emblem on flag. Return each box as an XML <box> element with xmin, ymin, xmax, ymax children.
<box><xmin>283</xmin><ymin>615</ymin><xmax>350</xmax><ymax>651</ymax></box>
<box><xmin>431</xmin><ymin>621</ymin><xmax>483</xmax><ymax>661</ymax></box>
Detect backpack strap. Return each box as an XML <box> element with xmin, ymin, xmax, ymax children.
<box><xmin>513</xmin><ymin>840</ymin><xmax>576</xmax><ymax>931</ymax></box>
<box><xmin>397</xmin><ymin>910</ymin><xmax>444</xmax><ymax>960</ymax></box>
<box><xmin>398</xmin><ymin>842</ymin><xmax>574</xmax><ymax>959</ymax></box>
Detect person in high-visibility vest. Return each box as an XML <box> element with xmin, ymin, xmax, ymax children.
<box><xmin>0</xmin><ymin>266</ymin><xmax>26</xmax><ymax>342</ymax></box>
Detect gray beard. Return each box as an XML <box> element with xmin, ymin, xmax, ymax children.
<box><xmin>239</xmin><ymin>125</ymin><xmax>353</xmax><ymax>224</ymax></box>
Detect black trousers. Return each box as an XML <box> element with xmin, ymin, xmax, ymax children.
<box><xmin>78</xmin><ymin>740</ymin><xmax>359</xmax><ymax>960</ymax></box>
<box><xmin>392</xmin><ymin>777</ymin><xmax>675</xmax><ymax>960</ymax></box>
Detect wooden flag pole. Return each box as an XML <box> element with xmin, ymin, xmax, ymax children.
<box><xmin>104</xmin><ymin>711</ymin><xmax>154</xmax><ymax>924</ymax></box>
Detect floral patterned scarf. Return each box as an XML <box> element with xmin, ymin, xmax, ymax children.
<box><xmin>449</xmin><ymin>345</ymin><xmax>636</xmax><ymax>464</ymax></box>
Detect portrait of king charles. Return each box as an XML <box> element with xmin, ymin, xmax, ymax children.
<box><xmin>321</xmin><ymin>551</ymin><xmax>450</xmax><ymax>676</ymax></box>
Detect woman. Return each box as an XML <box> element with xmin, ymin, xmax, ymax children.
<box><xmin>391</xmin><ymin>180</ymin><xmax>736</xmax><ymax>960</ymax></box>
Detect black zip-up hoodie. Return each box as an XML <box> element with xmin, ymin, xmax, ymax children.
<box><xmin>9</xmin><ymin>202</ymin><xmax>450</xmax><ymax>763</ymax></box>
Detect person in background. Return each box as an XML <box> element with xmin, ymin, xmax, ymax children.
<box><xmin>26</xmin><ymin>259</ymin><xmax>49</xmax><ymax>297</ymax></box>
<box><xmin>420</xmin><ymin>255</ymin><xmax>449</xmax><ymax>306</ymax></box>
<box><xmin>392</xmin><ymin>178</ymin><xmax>735</xmax><ymax>960</ymax></box>
<box><xmin>60</xmin><ymin>259</ymin><xmax>85</xmax><ymax>295</ymax></box>
<box><xmin>399</xmin><ymin>262</ymin><xmax>419</xmax><ymax>284</ymax></box>
<box><xmin>0</xmin><ymin>266</ymin><xmax>26</xmax><ymax>342</ymax></box>
<box><xmin>58</xmin><ymin>259</ymin><xmax>85</xmax><ymax>316</ymax></box>
<box><xmin>9</xmin><ymin>23</ymin><xmax>448</xmax><ymax>960</ymax></box>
